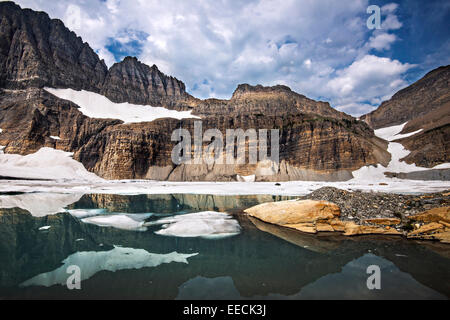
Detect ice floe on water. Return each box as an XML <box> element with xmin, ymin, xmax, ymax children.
<box><xmin>67</xmin><ymin>208</ymin><xmax>108</xmax><ymax>219</ymax></box>
<box><xmin>81</xmin><ymin>213</ymin><xmax>153</xmax><ymax>231</ymax></box>
<box><xmin>21</xmin><ymin>246</ymin><xmax>198</xmax><ymax>287</ymax></box>
<box><xmin>0</xmin><ymin>147</ymin><xmax>102</xmax><ymax>182</ymax></box>
<box><xmin>0</xmin><ymin>193</ymin><xmax>83</xmax><ymax>216</ymax></box>
<box><xmin>147</xmin><ymin>211</ymin><xmax>241</xmax><ymax>239</ymax></box>
<box><xmin>44</xmin><ymin>87</ymin><xmax>200</xmax><ymax>123</ymax></box>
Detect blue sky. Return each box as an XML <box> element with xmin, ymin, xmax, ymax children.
<box><xmin>10</xmin><ymin>0</ymin><xmax>450</xmax><ymax>116</ymax></box>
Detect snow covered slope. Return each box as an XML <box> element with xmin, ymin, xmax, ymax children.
<box><xmin>352</xmin><ymin>122</ymin><xmax>450</xmax><ymax>181</ymax></box>
<box><xmin>45</xmin><ymin>87</ymin><xmax>200</xmax><ymax>123</ymax></box>
<box><xmin>0</xmin><ymin>147</ymin><xmax>102</xmax><ymax>182</ymax></box>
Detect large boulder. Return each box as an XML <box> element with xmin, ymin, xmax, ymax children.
<box><xmin>244</xmin><ymin>200</ymin><xmax>340</xmax><ymax>225</ymax></box>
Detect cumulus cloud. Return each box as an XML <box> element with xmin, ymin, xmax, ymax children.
<box><xmin>12</xmin><ymin>0</ymin><xmax>417</xmax><ymax>116</ymax></box>
<box><xmin>381</xmin><ymin>3</ymin><xmax>403</xmax><ymax>30</ymax></box>
<box><xmin>327</xmin><ymin>55</ymin><xmax>415</xmax><ymax>116</ymax></box>
<box><xmin>368</xmin><ymin>33</ymin><xmax>397</xmax><ymax>51</ymax></box>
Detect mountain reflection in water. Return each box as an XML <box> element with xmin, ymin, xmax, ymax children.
<box><xmin>0</xmin><ymin>193</ymin><xmax>449</xmax><ymax>300</ymax></box>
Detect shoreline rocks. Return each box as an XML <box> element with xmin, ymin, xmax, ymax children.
<box><xmin>244</xmin><ymin>187</ymin><xmax>450</xmax><ymax>243</ymax></box>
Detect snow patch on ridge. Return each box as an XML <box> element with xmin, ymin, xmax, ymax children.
<box><xmin>44</xmin><ymin>87</ymin><xmax>200</xmax><ymax>123</ymax></box>
<box><xmin>352</xmin><ymin>122</ymin><xmax>450</xmax><ymax>181</ymax></box>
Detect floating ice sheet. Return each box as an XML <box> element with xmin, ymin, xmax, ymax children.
<box><xmin>149</xmin><ymin>211</ymin><xmax>241</xmax><ymax>239</ymax></box>
<box><xmin>81</xmin><ymin>213</ymin><xmax>153</xmax><ymax>231</ymax></box>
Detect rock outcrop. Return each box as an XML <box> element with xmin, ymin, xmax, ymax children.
<box><xmin>407</xmin><ymin>207</ymin><xmax>450</xmax><ymax>243</ymax></box>
<box><xmin>101</xmin><ymin>57</ymin><xmax>193</xmax><ymax>108</ymax></box>
<box><xmin>244</xmin><ymin>189</ymin><xmax>450</xmax><ymax>242</ymax></box>
<box><xmin>244</xmin><ymin>199</ymin><xmax>402</xmax><ymax>236</ymax></box>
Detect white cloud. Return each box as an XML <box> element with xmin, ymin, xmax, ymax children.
<box><xmin>381</xmin><ymin>3</ymin><xmax>403</xmax><ymax>30</ymax></box>
<box><xmin>381</xmin><ymin>3</ymin><xmax>399</xmax><ymax>13</ymax></box>
<box><xmin>13</xmin><ymin>0</ymin><xmax>413</xmax><ymax>116</ymax></box>
<box><xmin>326</xmin><ymin>55</ymin><xmax>414</xmax><ymax>114</ymax></box>
<box><xmin>368</xmin><ymin>33</ymin><xmax>397</xmax><ymax>51</ymax></box>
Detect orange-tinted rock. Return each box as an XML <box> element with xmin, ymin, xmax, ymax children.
<box><xmin>408</xmin><ymin>222</ymin><xmax>445</xmax><ymax>237</ymax></box>
<box><xmin>363</xmin><ymin>218</ymin><xmax>401</xmax><ymax>226</ymax></box>
<box><xmin>342</xmin><ymin>221</ymin><xmax>401</xmax><ymax>236</ymax></box>
<box><xmin>408</xmin><ymin>207</ymin><xmax>450</xmax><ymax>224</ymax></box>
<box><xmin>244</xmin><ymin>200</ymin><xmax>341</xmax><ymax>225</ymax></box>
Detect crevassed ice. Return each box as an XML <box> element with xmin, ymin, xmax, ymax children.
<box><xmin>148</xmin><ymin>211</ymin><xmax>241</xmax><ymax>239</ymax></box>
<box><xmin>44</xmin><ymin>87</ymin><xmax>200</xmax><ymax>123</ymax></box>
<box><xmin>20</xmin><ymin>246</ymin><xmax>198</xmax><ymax>287</ymax></box>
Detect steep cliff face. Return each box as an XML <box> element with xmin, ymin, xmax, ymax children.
<box><xmin>0</xmin><ymin>2</ymin><xmax>189</xmax><ymax>107</ymax></box>
<box><xmin>228</xmin><ymin>84</ymin><xmax>352</xmax><ymax>120</ymax></box>
<box><xmin>0</xmin><ymin>2</ymin><xmax>390</xmax><ymax>181</ymax></box>
<box><xmin>361</xmin><ymin>65</ymin><xmax>450</xmax><ymax>168</ymax></box>
<box><xmin>0</xmin><ymin>2</ymin><xmax>107</xmax><ymax>91</ymax></box>
<box><xmin>101</xmin><ymin>57</ymin><xmax>191</xmax><ymax>108</ymax></box>
<box><xmin>396</xmin><ymin>124</ymin><xmax>449</xmax><ymax>167</ymax></box>
<box><xmin>0</xmin><ymin>88</ymin><xmax>121</xmax><ymax>155</ymax></box>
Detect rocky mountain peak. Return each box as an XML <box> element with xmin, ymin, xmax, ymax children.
<box><xmin>100</xmin><ymin>56</ymin><xmax>188</xmax><ymax>106</ymax></box>
<box><xmin>0</xmin><ymin>1</ymin><xmax>108</xmax><ymax>91</ymax></box>
<box><xmin>231</xmin><ymin>84</ymin><xmax>293</xmax><ymax>100</ymax></box>
<box><xmin>227</xmin><ymin>83</ymin><xmax>352</xmax><ymax>120</ymax></box>
<box><xmin>0</xmin><ymin>2</ymin><xmax>189</xmax><ymax>107</ymax></box>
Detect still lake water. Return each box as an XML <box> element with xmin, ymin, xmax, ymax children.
<box><xmin>0</xmin><ymin>193</ymin><xmax>449</xmax><ymax>300</ymax></box>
